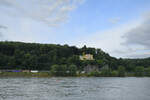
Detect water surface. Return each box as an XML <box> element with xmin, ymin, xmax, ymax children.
<box><xmin>0</xmin><ymin>77</ymin><xmax>150</xmax><ymax>100</ymax></box>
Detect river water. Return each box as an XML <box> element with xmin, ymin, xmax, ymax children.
<box><xmin>0</xmin><ymin>77</ymin><xmax>150</xmax><ymax>100</ymax></box>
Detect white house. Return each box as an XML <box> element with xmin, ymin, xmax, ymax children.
<box><xmin>31</xmin><ymin>70</ymin><xmax>38</xmax><ymax>73</ymax></box>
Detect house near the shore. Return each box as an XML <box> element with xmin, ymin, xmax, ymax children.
<box><xmin>80</xmin><ymin>54</ymin><xmax>94</xmax><ymax>60</ymax></box>
<box><xmin>31</xmin><ymin>70</ymin><xmax>38</xmax><ymax>73</ymax></box>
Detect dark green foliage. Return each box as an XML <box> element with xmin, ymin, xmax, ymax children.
<box><xmin>89</xmin><ymin>71</ymin><xmax>100</xmax><ymax>77</ymax></box>
<box><xmin>0</xmin><ymin>41</ymin><xmax>114</xmax><ymax>70</ymax></box>
<box><xmin>0</xmin><ymin>41</ymin><xmax>150</xmax><ymax>77</ymax></box>
<box><xmin>51</xmin><ymin>65</ymin><xmax>60</xmax><ymax>76</ymax></box>
<box><xmin>134</xmin><ymin>66</ymin><xmax>145</xmax><ymax>77</ymax></box>
<box><xmin>111</xmin><ymin>71</ymin><xmax>118</xmax><ymax>77</ymax></box>
<box><xmin>68</xmin><ymin>64</ymin><xmax>77</xmax><ymax>76</ymax></box>
<box><xmin>101</xmin><ymin>67</ymin><xmax>112</xmax><ymax>77</ymax></box>
<box><xmin>145</xmin><ymin>67</ymin><xmax>150</xmax><ymax>76</ymax></box>
<box><xmin>51</xmin><ymin>64</ymin><xmax>77</xmax><ymax>76</ymax></box>
<box><xmin>118</xmin><ymin>66</ymin><xmax>126</xmax><ymax>77</ymax></box>
<box><xmin>51</xmin><ymin>64</ymin><xmax>67</xmax><ymax>76</ymax></box>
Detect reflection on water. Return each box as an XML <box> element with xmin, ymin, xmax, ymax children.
<box><xmin>0</xmin><ymin>77</ymin><xmax>150</xmax><ymax>100</ymax></box>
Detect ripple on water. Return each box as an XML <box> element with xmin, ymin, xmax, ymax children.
<box><xmin>0</xmin><ymin>77</ymin><xmax>150</xmax><ymax>100</ymax></box>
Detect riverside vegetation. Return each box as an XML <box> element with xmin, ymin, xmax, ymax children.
<box><xmin>0</xmin><ymin>41</ymin><xmax>150</xmax><ymax>77</ymax></box>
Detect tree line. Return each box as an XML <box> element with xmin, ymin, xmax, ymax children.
<box><xmin>87</xmin><ymin>66</ymin><xmax>150</xmax><ymax>77</ymax></box>
<box><xmin>0</xmin><ymin>41</ymin><xmax>150</xmax><ymax>76</ymax></box>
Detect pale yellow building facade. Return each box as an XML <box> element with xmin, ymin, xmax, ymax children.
<box><xmin>80</xmin><ymin>54</ymin><xmax>94</xmax><ymax>60</ymax></box>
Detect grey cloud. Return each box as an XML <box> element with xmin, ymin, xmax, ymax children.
<box><xmin>123</xmin><ymin>15</ymin><xmax>150</xmax><ymax>49</ymax></box>
<box><xmin>0</xmin><ymin>0</ymin><xmax>13</xmax><ymax>6</ymax></box>
<box><xmin>0</xmin><ymin>0</ymin><xmax>84</xmax><ymax>26</ymax></box>
<box><xmin>0</xmin><ymin>25</ymin><xmax>7</xmax><ymax>29</ymax></box>
<box><xmin>112</xmin><ymin>48</ymin><xmax>135</xmax><ymax>54</ymax></box>
<box><xmin>111</xmin><ymin>48</ymin><xmax>150</xmax><ymax>58</ymax></box>
<box><xmin>120</xmin><ymin>13</ymin><xmax>150</xmax><ymax>58</ymax></box>
<box><xmin>0</xmin><ymin>32</ymin><xmax>3</xmax><ymax>40</ymax></box>
<box><xmin>0</xmin><ymin>32</ymin><xmax>2</xmax><ymax>36</ymax></box>
<box><xmin>126</xmin><ymin>53</ymin><xmax>150</xmax><ymax>58</ymax></box>
<box><xmin>0</xmin><ymin>25</ymin><xmax>7</xmax><ymax>39</ymax></box>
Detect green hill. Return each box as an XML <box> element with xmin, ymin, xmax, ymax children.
<box><xmin>0</xmin><ymin>41</ymin><xmax>149</xmax><ymax>72</ymax></box>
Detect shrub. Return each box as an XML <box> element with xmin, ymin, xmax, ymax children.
<box><xmin>101</xmin><ymin>68</ymin><xmax>112</xmax><ymax>77</ymax></box>
<box><xmin>111</xmin><ymin>70</ymin><xmax>118</xmax><ymax>77</ymax></box>
<box><xmin>89</xmin><ymin>71</ymin><xmax>100</xmax><ymax>77</ymax></box>
<box><xmin>68</xmin><ymin>64</ymin><xmax>77</xmax><ymax>76</ymax></box>
<box><xmin>51</xmin><ymin>64</ymin><xmax>67</xmax><ymax>76</ymax></box>
<box><xmin>134</xmin><ymin>66</ymin><xmax>145</xmax><ymax>77</ymax></box>
<box><xmin>144</xmin><ymin>67</ymin><xmax>150</xmax><ymax>76</ymax></box>
<box><xmin>118</xmin><ymin>66</ymin><xmax>126</xmax><ymax>77</ymax></box>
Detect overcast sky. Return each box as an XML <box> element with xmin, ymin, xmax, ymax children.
<box><xmin>0</xmin><ymin>0</ymin><xmax>150</xmax><ymax>58</ymax></box>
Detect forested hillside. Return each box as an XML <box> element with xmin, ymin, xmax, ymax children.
<box><xmin>0</xmin><ymin>41</ymin><xmax>150</xmax><ymax>72</ymax></box>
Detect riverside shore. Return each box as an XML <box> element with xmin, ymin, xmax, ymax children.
<box><xmin>0</xmin><ymin>72</ymin><xmax>147</xmax><ymax>77</ymax></box>
<box><xmin>0</xmin><ymin>72</ymin><xmax>51</xmax><ymax>77</ymax></box>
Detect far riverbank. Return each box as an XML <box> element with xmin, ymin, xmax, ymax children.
<box><xmin>0</xmin><ymin>72</ymin><xmax>149</xmax><ymax>77</ymax></box>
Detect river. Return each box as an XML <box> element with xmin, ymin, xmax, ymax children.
<box><xmin>0</xmin><ymin>77</ymin><xmax>150</xmax><ymax>100</ymax></box>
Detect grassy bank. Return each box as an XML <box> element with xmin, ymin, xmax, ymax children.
<box><xmin>0</xmin><ymin>72</ymin><xmax>51</xmax><ymax>77</ymax></box>
<box><xmin>0</xmin><ymin>72</ymin><xmax>149</xmax><ymax>77</ymax></box>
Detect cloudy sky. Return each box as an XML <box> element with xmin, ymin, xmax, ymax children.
<box><xmin>0</xmin><ymin>0</ymin><xmax>150</xmax><ymax>58</ymax></box>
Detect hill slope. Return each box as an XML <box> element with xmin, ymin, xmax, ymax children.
<box><xmin>0</xmin><ymin>41</ymin><xmax>149</xmax><ymax>71</ymax></box>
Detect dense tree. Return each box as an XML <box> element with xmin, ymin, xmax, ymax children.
<box><xmin>51</xmin><ymin>65</ymin><xmax>67</xmax><ymax>76</ymax></box>
<box><xmin>118</xmin><ymin>66</ymin><xmax>126</xmax><ymax>77</ymax></box>
<box><xmin>89</xmin><ymin>71</ymin><xmax>100</xmax><ymax>77</ymax></box>
<box><xmin>145</xmin><ymin>67</ymin><xmax>150</xmax><ymax>76</ymax></box>
<box><xmin>51</xmin><ymin>64</ymin><xmax>77</xmax><ymax>76</ymax></box>
<box><xmin>111</xmin><ymin>71</ymin><xmax>118</xmax><ymax>77</ymax></box>
<box><xmin>51</xmin><ymin>64</ymin><xmax>60</xmax><ymax>76</ymax></box>
<box><xmin>68</xmin><ymin>64</ymin><xmax>77</xmax><ymax>76</ymax></box>
<box><xmin>101</xmin><ymin>66</ymin><xmax>112</xmax><ymax>77</ymax></box>
<box><xmin>0</xmin><ymin>41</ymin><xmax>150</xmax><ymax>75</ymax></box>
<box><xmin>134</xmin><ymin>66</ymin><xmax>145</xmax><ymax>77</ymax></box>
